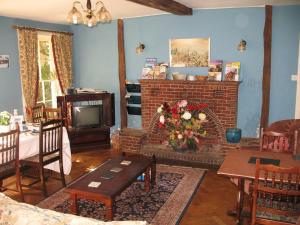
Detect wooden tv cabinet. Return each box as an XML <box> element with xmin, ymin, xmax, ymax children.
<box><xmin>57</xmin><ymin>92</ymin><xmax>115</xmax><ymax>150</ymax></box>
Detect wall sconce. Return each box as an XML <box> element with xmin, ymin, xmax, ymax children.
<box><xmin>136</xmin><ymin>43</ymin><xmax>145</xmax><ymax>54</ymax></box>
<box><xmin>237</xmin><ymin>39</ymin><xmax>247</xmax><ymax>52</ymax></box>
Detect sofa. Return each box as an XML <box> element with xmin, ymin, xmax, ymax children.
<box><xmin>0</xmin><ymin>193</ymin><xmax>149</xmax><ymax>225</ymax></box>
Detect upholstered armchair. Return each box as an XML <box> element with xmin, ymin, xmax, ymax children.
<box><xmin>261</xmin><ymin>119</ymin><xmax>300</xmax><ymax>155</ymax></box>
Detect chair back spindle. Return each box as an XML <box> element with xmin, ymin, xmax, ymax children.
<box><xmin>39</xmin><ymin>119</ymin><xmax>62</xmax><ymax>159</ymax></box>
<box><xmin>251</xmin><ymin>159</ymin><xmax>300</xmax><ymax>225</ymax></box>
<box><xmin>0</xmin><ymin>124</ymin><xmax>19</xmax><ymax>166</ymax></box>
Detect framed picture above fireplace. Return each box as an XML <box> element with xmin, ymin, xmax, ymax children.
<box><xmin>169</xmin><ymin>38</ymin><xmax>210</xmax><ymax>67</ymax></box>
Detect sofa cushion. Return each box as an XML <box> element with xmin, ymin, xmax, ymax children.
<box><xmin>0</xmin><ymin>193</ymin><xmax>148</xmax><ymax>225</ymax></box>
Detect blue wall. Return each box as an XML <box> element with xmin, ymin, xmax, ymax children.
<box><xmin>0</xmin><ymin>16</ymin><xmax>70</xmax><ymax>114</ymax></box>
<box><xmin>123</xmin><ymin>8</ymin><xmax>265</xmax><ymax>135</ymax></box>
<box><xmin>71</xmin><ymin>6</ymin><xmax>300</xmax><ymax>137</ymax></box>
<box><xmin>1</xmin><ymin>5</ymin><xmax>299</xmax><ymax>137</ymax></box>
<box><xmin>269</xmin><ymin>6</ymin><xmax>300</xmax><ymax>123</ymax></box>
<box><xmin>71</xmin><ymin>22</ymin><xmax>120</xmax><ymax>129</ymax></box>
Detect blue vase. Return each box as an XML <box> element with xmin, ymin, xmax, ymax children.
<box><xmin>226</xmin><ymin>128</ymin><xmax>242</xmax><ymax>143</ymax></box>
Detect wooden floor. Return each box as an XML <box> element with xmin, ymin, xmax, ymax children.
<box><xmin>4</xmin><ymin>147</ymin><xmax>244</xmax><ymax>225</ymax></box>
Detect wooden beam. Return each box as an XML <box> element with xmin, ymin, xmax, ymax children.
<box><xmin>118</xmin><ymin>19</ymin><xmax>128</xmax><ymax>129</ymax></box>
<box><xmin>126</xmin><ymin>0</ymin><xmax>192</xmax><ymax>15</ymax></box>
<box><xmin>260</xmin><ymin>5</ymin><xmax>272</xmax><ymax>129</ymax></box>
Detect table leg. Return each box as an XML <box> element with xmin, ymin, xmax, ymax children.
<box><xmin>151</xmin><ymin>155</ymin><xmax>156</xmax><ymax>186</ymax></box>
<box><xmin>71</xmin><ymin>194</ymin><xmax>78</xmax><ymax>215</ymax></box>
<box><xmin>236</xmin><ymin>178</ymin><xmax>245</xmax><ymax>225</ymax></box>
<box><xmin>0</xmin><ymin>179</ymin><xmax>7</xmax><ymax>192</ymax></box>
<box><xmin>144</xmin><ymin>167</ymin><xmax>150</xmax><ymax>192</ymax></box>
<box><xmin>104</xmin><ymin>198</ymin><xmax>113</xmax><ymax>221</ymax></box>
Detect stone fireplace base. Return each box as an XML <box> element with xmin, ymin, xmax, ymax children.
<box><xmin>120</xmin><ymin>128</ymin><xmax>260</xmax><ymax>167</ymax></box>
<box><xmin>120</xmin><ymin>128</ymin><xmax>259</xmax><ymax>167</ymax></box>
<box><xmin>142</xmin><ymin>144</ymin><xmax>225</xmax><ymax>166</ymax></box>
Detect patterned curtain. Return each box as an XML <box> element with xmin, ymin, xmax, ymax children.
<box><xmin>17</xmin><ymin>29</ymin><xmax>39</xmax><ymax>120</ymax></box>
<box><xmin>51</xmin><ymin>34</ymin><xmax>73</xmax><ymax>94</ymax></box>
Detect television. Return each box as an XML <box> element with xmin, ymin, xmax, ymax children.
<box><xmin>72</xmin><ymin>105</ymin><xmax>103</xmax><ymax>128</ymax></box>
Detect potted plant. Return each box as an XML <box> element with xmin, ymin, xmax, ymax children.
<box><xmin>157</xmin><ymin>100</ymin><xmax>208</xmax><ymax>152</ymax></box>
<box><xmin>0</xmin><ymin>111</ymin><xmax>11</xmax><ymax>133</ymax></box>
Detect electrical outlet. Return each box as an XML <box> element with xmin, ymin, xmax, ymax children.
<box><xmin>291</xmin><ymin>74</ymin><xmax>298</xmax><ymax>81</ymax></box>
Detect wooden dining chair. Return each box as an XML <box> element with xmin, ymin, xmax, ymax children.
<box><xmin>22</xmin><ymin>119</ymin><xmax>66</xmax><ymax>197</ymax></box>
<box><xmin>251</xmin><ymin>159</ymin><xmax>300</xmax><ymax>225</ymax></box>
<box><xmin>31</xmin><ymin>103</ymin><xmax>45</xmax><ymax>123</ymax></box>
<box><xmin>260</xmin><ymin>128</ymin><xmax>298</xmax><ymax>154</ymax></box>
<box><xmin>44</xmin><ymin>107</ymin><xmax>62</xmax><ymax>121</ymax></box>
<box><xmin>0</xmin><ymin>123</ymin><xmax>24</xmax><ymax>201</ymax></box>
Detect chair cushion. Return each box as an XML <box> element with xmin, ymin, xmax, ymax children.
<box><xmin>0</xmin><ymin>161</ymin><xmax>16</xmax><ymax>179</ymax></box>
<box><xmin>256</xmin><ymin>195</ymin><xmax>300</xmax><ymax>224</ymax></box>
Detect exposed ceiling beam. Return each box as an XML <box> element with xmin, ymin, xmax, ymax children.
<box><xmin>126</xmin><ymin>0</ymin><xmax>192</xmax><ymax>15</ymax></box>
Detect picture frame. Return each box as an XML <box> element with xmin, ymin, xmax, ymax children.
<box><xmin>0</xmin><ymin>55</ymin><xmax>9</xmax><ymax>68</ymax></box>
<box><xmin>169</xmin><ymin>38</ymin><xmax>210</xmax><ymax>67</ymax></box>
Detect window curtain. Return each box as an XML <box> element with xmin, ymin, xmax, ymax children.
<box><xmin>51</xmin><ymin>34</ymin><xmax>73</xmax><ymax>94</ymax></box>
<box><xmin>17</xmin><ymin>29</ymin><xmax>39</xmax><ymax>121</ymax></box>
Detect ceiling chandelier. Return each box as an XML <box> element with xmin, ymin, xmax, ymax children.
<box><xmin>67</xmin><ymin>0</ymin><xmax>112</xmax><ymax>27</ymax></box>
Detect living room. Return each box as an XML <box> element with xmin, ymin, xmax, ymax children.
<box><xmin>0</xmin><ymin>0</ymin><xmax>300</xmax><ymax>225</ymax></box>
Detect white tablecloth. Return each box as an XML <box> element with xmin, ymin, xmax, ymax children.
<box><xmin>19</xmin><ymin>127</ymin><xmax>72</xmax><ymax>175</ymax></box>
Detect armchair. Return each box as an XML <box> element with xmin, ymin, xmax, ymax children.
<box><xmin>260</xmin><ymin>119</ymin><xmax>300</xmax><ymax>155</ymax></box>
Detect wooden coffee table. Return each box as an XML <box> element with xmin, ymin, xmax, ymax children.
<box><xmin>65</xmin><ymin>154</ymin><xmax>156</xmax><ymax>220</ymax></box>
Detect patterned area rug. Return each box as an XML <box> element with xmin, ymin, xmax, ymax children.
<box><xmin>38</xmin><ymin>165</ymin><xmax>206</xmax><ymax>225</ymax></box>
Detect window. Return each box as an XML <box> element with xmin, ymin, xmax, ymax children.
<box><xmin>37</xmin><ymin>34</ymin><xmax>61</xmax><ymax>107</ymax></box>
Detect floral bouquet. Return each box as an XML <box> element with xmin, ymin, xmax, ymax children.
<box><xmin>0</xmin><ymin>111</ymin><xmax>11</xmax><ymax>126</ymax></box>
<box><xmin>157</xmin><ymin>100</ymin><xmax>208</xmax><ymax>150</ymax></box>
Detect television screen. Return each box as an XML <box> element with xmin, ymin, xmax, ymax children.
<box><xmin>72</xmin><ymin>105</ymin><xmax>102</xmax><ymax>128</ymax></box>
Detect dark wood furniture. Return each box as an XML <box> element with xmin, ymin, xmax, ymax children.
<box><xmin>44</xmin><ymin>107</ymin><xmax>62</xmax><ymax>121</ymax></box>
<box><xmin>0</xmin><ymin>123</ymin><xmax>24</xmax><ymax>201</ymax></box>
<box><xmin>251</xmin><ymin>159</ymin><xmax>300</xmax><ymax>225</ymax></box>
<box><xmin>31</xmin><ymin>103</ymin><xmax>45</xmax><ymax>123</ymax></box>
<box><xmin>22</xmin><ymin>119</ymin><xmax>66</xmax><ymax>197</ymax></box>
<box><xmin>217</xmin><ymin>149</ymin><xmax>299</xmax><ymax>225</ymax></box>
<box><xmin>65</xmin><ymin>155</ymin><xmax>156</xmax><ymax>220</ymax></box>
<box><xmin>57</xmin><ymin>93</ymin><xmax>115</xmax><ymax>149</ymax></box>
<box><xmin>126</xmin><ymin>0</ymin><xmax>193</xmax><ymax>15</ymax></box>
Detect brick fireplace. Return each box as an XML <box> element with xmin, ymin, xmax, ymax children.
<box><xmin>121</xmin><ymin>79</ymin><xmax>241</xmax><ymax>166</ymax></box>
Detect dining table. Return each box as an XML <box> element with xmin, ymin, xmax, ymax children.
<box><xmin>217</xmin><ymin>148</ymin><xmax>300</xmax><ymax>225</ymax></box>
<box><xmin>19</xmin><ymin>126</ymin><xmax>72</xmax><ymax>175</ymax></box>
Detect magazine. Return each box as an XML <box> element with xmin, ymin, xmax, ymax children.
<box><xmin>224</xmin><ymin>62</ymin><xmax>240</xmax><ymax>81</ymax></box>
<box><xmin>208</xmin><ymin>60</ymin><xmax>223</xmax><ymax>81</ymax></box>
<box><xmin>141</xmin><ymin>67</ymin><xmax>154</xmax><ymax>79</ymax></box>
<box><xmin>120</xmin><ymin>160</ymin><xmax>132</xmax><ymax>166</ymax></box>
<box><xmin>144</xmin><ymin>57</ymin><xmax>157</xmax><ymax>68</ymax></box>
<box><xmin>141</xmin><ymin>60</ymin><xmax>168</xmax><ymax>80</ymax></box>
<box><xmin>110</xmin><ymin>167</ymin><xmax>123</xmax><ymax>173</ymax></box>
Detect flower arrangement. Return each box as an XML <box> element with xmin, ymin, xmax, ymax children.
<box><xmin>157</xmin><ymin>100</ymin><xmax>208</xmax><ymax>150</ymax></box>
<box><xmin>0</xmin><ymin>111</ymin><xmax>11</xmax><ymax>126</ymax></box>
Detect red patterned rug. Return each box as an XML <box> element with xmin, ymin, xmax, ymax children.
<box><xmin>37</xmin><ymin>164</ymin><xmax>206</xmax><ymax>225</ymax></box>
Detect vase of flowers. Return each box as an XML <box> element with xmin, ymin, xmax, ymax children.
<box><xmin>0</xmin><ymin>111</ymin><xmax>11</xmax><ymax>133</ymax></box>
<box><xmin>157</xmin><ymin>100</ymin><xmax>208</xmax><ymax>151</ymax></box>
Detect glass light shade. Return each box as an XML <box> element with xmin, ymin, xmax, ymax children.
<box><xmin>84</xmin><ymin>14</ymin><xmax>98</xmax><ymax>27</ymax></box>
<box><xmin>67</xmin><ymin>7</ymin><xmax>83</xmax><ymax>24</ymax></box>
<box><xmin>97</xmin><ymin>7</ymin><xmax>112</xmax><ymax>23</ymax></box>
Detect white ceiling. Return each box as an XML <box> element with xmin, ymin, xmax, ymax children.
<box><xmin>0</xmin><ymin>0</ymin><xmax>299</xmax><ymax>24</ymax></box>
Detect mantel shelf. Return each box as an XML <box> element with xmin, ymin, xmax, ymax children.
<box><xmin>139</xmin><ymin>79</ymin><xmax>242</xmax><ymax>86</ymax></box>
